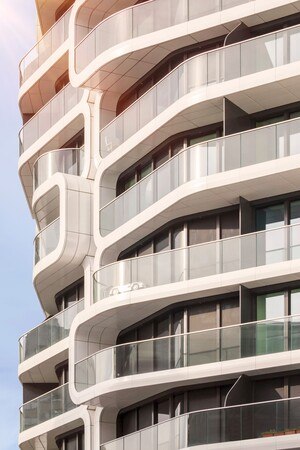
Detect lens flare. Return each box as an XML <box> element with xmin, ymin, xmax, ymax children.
<box><xmin>0</xmin><ymin>0</ymin><xmax>36</xmax><ymax>65</ymax></box>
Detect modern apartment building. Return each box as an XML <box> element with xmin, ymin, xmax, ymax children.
<box><xmin>18</xmin><ymin>0</ymin><xmax>300</xmax><ymax>449</ymax></box>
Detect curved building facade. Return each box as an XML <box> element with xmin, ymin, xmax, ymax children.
<box><xmin>18</xmin><ymin>1</ymin><xmax>300</xmax><ymax>449</ymax></box>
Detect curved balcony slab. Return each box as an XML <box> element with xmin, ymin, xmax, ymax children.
<box><xmin>32</xmin><ymin>173</ymin><xmax>94</xmax><ymax>315</ymax></box>
<box><xmin>19</xmin><ymin>83</ymin><xmax>85</xmax><ymax>157</ymax></box>
<box><xmin>20</xmin><ymin>383</ymin><xmax>75</xmax><ymax>432</ymax></box>
<box><xmin>94</xmin><ymin>224</ymin><xmax>300</xmax><ymax>301</ymax></box>
<box><xmin>33</xmin><ymin>147</ymin><xmax>84</xmax><ymax>191</ymax></box>
<box><xmin>69</xmin><ymin>237</ymin><xmax>300</xmax><ymax>405</ymax></box>
<box><xmin>75</xmin><ymin>315</ymin><xmax>300</xmax><ymax>394</ymax></box>
<box><xmin>18</xmin><ymin>299</ymin><xmax>84</xmax><ymax>383</ymax></box>
<box><xmin>19</xmin><ymin>396</ymin><xmax>91</xmax><ymax>449</ymax></box>
<box><xmin>99</xmin><ymin>397</ymin><xmax>300</xmax><ymax>450</ymax></box>
<box><xmin>97</xmin><ymin>153</ymin><xmax>300</xmax><ymax>266</ymax></box>
<box><xmin>19</xmin><ymin>7</ymin><xmax>71</xmax><ymax>88</ymax></box>
<box><xmin>99</xmin><ymin>117</ymin><xmax>300</xmax><ymax>236</ymax></box>
<box><xmin>98</xmin><ymin>24</ymin><xmax>300</xmax><ymax>161</ymax></box>
<box><xmin>19</xmin><ymin>89</ymin><xmax>91</xmax><ymax>209</ymax></box>
<box><xmin>70</xmin><ymin>0</ymin><xmax>300</xmax><ymax>94</ymax></box>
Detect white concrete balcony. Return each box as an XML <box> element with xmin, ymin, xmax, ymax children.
<box><xmin>34</xmin><ymin>218</ymin><xmax>60</xmax><ymax>265</ymax></box>
<box><xmin>100</xmin><ymin>117</ymin><xmax>300</xmax><ymax>236</ymax></box>
<box><xmin>19</xmin><ymin>299</ymin><xmax>84</xmax><ymax>363</ymax></box>
<box><xmin>100</xmin><ymin>396</ymin><xmax>300</xmax><ymax>450</ymax></box>
<box><xmin>71</xmin><ymin>0</ymin><xmax>300</xmax><ymax>92</ymax></box>
<box><xmin>94</xmin><ymin>224</ymin><xmax>300</xmax><ymax>302</ymax></box>
<box><xmin>20</xmin><ymin>383</ymin><xmax>75</xmax><ymax>432</ymax></box>
<box><xmin>99</xmin><ymin>23</ymin><xmax>300</xmax><ymax>160</ymax></box>
<box><xmin>74</xmin><ymin>0</ymin><xmax>251</xmax><ymax>74</ymax></box>
<box><xmin>19</xmin><ymin>7</ymin><xmax>71</xmax><ymax>86</ymax></box>
<box><xmin>75</xmin><ymin>315</ymin><xmax>300</xmax><ymax>392</ymax></box>
<box><xmin>33</xmin><ymin>147</ymin><xmax>84</xmax><ymax>191</ymax></box>
<box><xmin>19</xmin><ymin>83</ymin><xmax>84</xmax><ymax>157</ymax></box>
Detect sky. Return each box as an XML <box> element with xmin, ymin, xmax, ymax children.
<box><xmin>0</xmin><ymin>1</ymin><xmax>45</xmax><ymax>449</ymax></box>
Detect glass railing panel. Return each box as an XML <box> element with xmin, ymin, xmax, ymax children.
<box><xmin>20</xmin><ymin>384</ymin><xmax>75</xmax><ymax>431</ymax></box>
<box><xmin>20</xmin><ymin>8</ymin><xmax>71</xmax><ymax>84</ymax></box>
<box><xmin>33</xmin><ymin>147</ymin><xmax>84</xmax><ymax>190</ymax></box>
<box><xmin>76</xmin><ymin>315</ymin><xmax>300</xmax><ymax>392</ymax></box>
<box><xmin>100</xmin><ymin>117</ymin><xmax>300</xmax><ymax>235</ymax></box>
<box><xmin>76</xmin><ymin>0</ymin><xmax>251</xmax><ymax>74</ymax></box>
<box><xmin>19</xmin><ymin>84</ymin><xmax>84</xmax><ymax>155</ymax></box>
<box><xmin>34</xmin><ymin>218</ymin><xmax>60</xmax><ymax>264</ymax></box>
<box><xmin>19</xmin><ymin>300</ymin><xmax>84</xmax><ymax>362</ymax></box>
<box><xmin>95</xmin><ymin>224</ymin><xmax>300</xmax><ymax>300</ymax></box>
<box><xmin>100</xmin><ymin>25</ymin><xmax>300</xmax><ymax>157</ymax></box>
<box><xmin>100</xmin><ymin>397</ymin><xmax>300</xmax><ymax>449</ymax></box>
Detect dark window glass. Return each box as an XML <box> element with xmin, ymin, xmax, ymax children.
<box><xmin>140</xmin><ymin>163</ymin><xmax>152</xmax><ymax>180</ymax></box>
<box><xmin>171</xmin><ymin>139</ymin><xmax>184</xmax><ymax>156</ymax></box>
<box><xmin>220</xmin><ymin>211</ymin><xmax>239</xmax><ymax>239</ymax></box>
<box><xmin>173</xmin><ymin>394</ymin><xmax>184</xmax><ymax>417</ymax></box>
<box><xmin>138</xmin><ymin>403</ymin><xmax>153</xmax><ymax>429</ymax></box>
<box><xmin>256</xmin><ymin>204</ymin><xmax>284</xmax><ymax>231</ymax></box>
<box><xmin>221</xmin><ymin>298</ymin><xmax>239</xmax><ymax>327</ymax></box>
<box><xmin>188</xmin><ymin>216</ymin><xmax>217</xmax><ymax>246</ymax></box>
<box><xmin>255</xmin><ymin>115</ymin><xmax>284</xmax><ymax>128</ymax></box>
<box><xmin>122</xmin><ymin>410</ymin><xmax>137</xmax><ymax>435</ymax></box>
<box><xmin>290</xmin><ymin>375</ymin><xmax>300</xmax><ymax>398</ymax></box>
<box><xmin>156</xmin><ymin>398</ymin><xmax>170</xmax><ymax>423</ymax></box>
<box><xmin>188</xmin><ymin>387</ymin><xmax>219</xmax><ymax>412</ymax></box>
<box><xmin>154</xmin><ymin>148</ymin><xmax>169</xmax><ymax>169</ymax></box>
<box><xmin>118</xmin><ymin>329</ymin><xmax>137</xmax><ymax>345</ymax></box>
<box><xmin>65</xmin><ymin>436</ymin><xmax>77</xmax><ymax>450</ymax></box>
<box><xmin>188</xmin><ymin>302</ymin><xmax>217</xmax><ymax>332</ymax></box>
<box><xmin>154</xmin><ymin>231</ymin><xmax>170</xmax><ymax>253</ymax></box>
<box><xmin>290</xmin><ymin>200</ymin><xmax>300</xmax><ymax>224</ymax></box>
<box><xmin>138</xmin><ymin>322</ymin><xmax>153</xmax><ymax>340</ymax></box>
<box><xmin>138</xmin><ymin>241</ymin><xmax>153</xmax><ymax>256</ymax></box>
<box><xmin>156</xmin><ymin>316</ymin><xmax>169</xmax><ymax>338</ymax></box>
<box><xmin>172</xmin><ymin>225</ymin><xmax>184</xmax><ymax>249</ymax></box>
<box><xmin>124</xmin><ymin>174</ymin><xmax>136</xmax><ymax>192</ymax></box>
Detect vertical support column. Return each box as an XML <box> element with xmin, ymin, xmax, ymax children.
<box><xmin>82</xmin><ymin>255</ymin><xmax>95</xmax><ymax>308</ymax></box>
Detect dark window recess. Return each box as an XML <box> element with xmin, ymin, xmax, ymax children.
<box><xmin>117</xmin><ymin>373</ymin><xmax>300</xmax><ymax>438</ymax></box>
<box><xmin>255</xmin><ymin>198</ymin><xmax>300</xmax><ymax>231</ymax></box>
<box><xmin>55</xmin><ymin>70</ymin><xmax>70</xmax><ymax>93</ymax></box>
<box><xmin>56</xmin><ymin>427</ymin><xmax>84</xmax><ymax>450</ymax></box>
<box><xmin>55</xmin><ymin>360</ymin><xmax>69</xmax><ymax>385</ymax></box>
<box><xmin>119</xmin><ymin>208</ymin><xmax>239</xmax><ymax>261</ymax></box>
<box><xmin>117</xmin><ymin>295</ymin><xmax>239</xmax><ymax>345</ymax></box>
<box><xmin>116</xmin><ymin>38</ymin><xmax>225</xmax><ymax>116</ymax></box>
<box><xmin>116</xmin><ymin>126</ymin><xmax>222</xmax><ymax>196</ymax></box>
<box><xmin>55</xmin><ymin>0</ymin><xmax>74</xmax><ymax>21</ymax></box>
<box><xmin>118</xmin><ymin>382</ymin><xmax>233</xmax><ymax>438</ymax></box>
<box><xmin>62</xmin><ymin>129</ymin><xmax>84</xmax><ymax>149</ymax></box>
<box><xmin>55</xmin><ymin>278</ymin><xmax>84</xmax><ymax>311</ymax></box>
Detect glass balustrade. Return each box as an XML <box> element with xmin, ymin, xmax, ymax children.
<box><xmin>19</xmin><ymin>84</ymin><xmax>84</xmax><ymax>156</ymax></box>
<box><xmin>94</xmin><ymin>223</ymin><xmax>300</xmax><ymax>301</ymax></box>
<box><xmin>19</xmin><ymin>8</ymin><xmax>71</xmax><ymax>85</ymax></box>
<box><xmin>100</xmin><ymin>24</ymin><xmax>300</xmax><ymax>157</ymax></box>
<box><xmin>19</xmin><ymin>299</ymin><xmax>84</xmax><ymax>362</ymax></box>
<box><xmin>75</xmin><ymin>0</ymin><xmax>251</xmax><ymax>73</ymax></box>
<box><xmin>20</xmin><ymin>383</ymin><xmax>75</xmax><ymax>432</ymax></box>
<box><xmin>100</xmin><ymin>117</ymin><xmax>300</xmax><ymax>235</ymax></box>
<box><xmin>100</xmin><ymin>396</ymin><xmax>300</xmax><ymax>450</ymax></box>
<box><xmin>34</xmin><ymin>218</ymin><xmax>60</xmax><ymax>264</ymax></box>
<box><xmin>75</xmin><ymin>314</ymin><xmax>300</xmax><ymax>391</ymax></box>
<box><xmin>33</xmin><ymin>147</ymin><xmax>84</xmax><ymax>190</ymax></box>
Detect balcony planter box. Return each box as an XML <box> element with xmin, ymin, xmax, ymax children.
<box><xmin>262</xmin><ymin>432</ymin><xmax>275</xmax><ymax>437</ymax></box>
<box><xmin>284</xmin><ymin>430</ymin><xmax>296</xmax><ymax>435</ymax></box>
<box><xmin>274</xmin><ymin>431</ymin><xmax>285</xmax><ymax>436</ymax></box>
